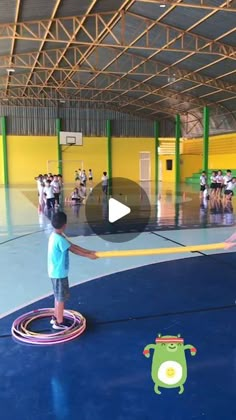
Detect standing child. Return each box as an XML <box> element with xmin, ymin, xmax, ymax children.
<box><xmin>101</xmin><ymin>171</ymin><xmax>108</xmax><ymax>195</ymax></box>
<box><xmin>51</xmin><ymin>175</ymin><xmax>61</xmax><ymax>207</ymax></box>
<box><xmin>224</xmin><ymin>177</ymin><xmax>236</xmax><ymax>200</ymax></box>
<box><xmin>216</xmin><ymin>170</ymin><xmax>224</xmax><ymax>197</ymax></box>
<box><xmin>210</xmin><ymin>171</ymin><xmax>217</xmax><ymax>196</ymax></box>
<box><xmin>223</xmin><ymin>170</ymin><xmax>232</xmax><ymax>189</ymax></box>
<box><xmin>48</xmin><ymin>212</ymin><xmax>98</xmax><ymax>329</ymax></box>
<box><xmin>44</xmin><ymin>180</ymin><xmax>55</xmax><ymax>210</ymax></box>
<box><xmin>88</xmin><ymin>169</ymin><xmax>93</xmax><ymax>192</ymax></box>
<box><xmin>199</xmin><ymin>171</ymin><xmax>207</xmax><ymax>198</ymax></box>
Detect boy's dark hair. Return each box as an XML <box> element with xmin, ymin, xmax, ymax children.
<box><xmin>103</xmin><ymin>171</ymin><xmax>107</xmax><ymax>176</ymax></box>
<box><xmin>52</xmin><ymin>212</ymin><xmax>67</xmax><ymax>229</ymax></box>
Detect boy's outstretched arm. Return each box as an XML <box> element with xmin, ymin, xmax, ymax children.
<box><xmin>69</xmin><ymin>244</ymin><xmax>98</xmax><ymax>259</ymax></box>
<box><xmin>224</xmin><ymin>231</ymin><xmax>236</xmax><ymax>249</ymax></box>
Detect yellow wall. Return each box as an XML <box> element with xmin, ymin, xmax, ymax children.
<box><xmin>7</xmin><ymin>136</ymin><xmax>57</xmax><ymax>184</ymax></box>
<box><xmin>3</xmin><ymin>131</ymin><xmax>236</xmax><ymax>185</ymax></box>
<box><xmin>61</xmin><ymin>137</ymin><xmax>107</xmax><ymax>184</ymax></box>
<box><xmin>0</xmin><ymin>135</ymin><xmax>3</xmax><ymax>184</ymax></box>
<box><xmin>209</xmin><ymin>154</ymin><xmax>236</xmax><ymax>170</ymax></box>
<box><xmin>4</xmin><ymin>135</ymin><xmax>107</xmax><ymax>185</ymax></box>
<box><xmin>112</xmin><ymin>137</ymin><xmax>155</xmax><ymax>181</ymax></box>
<box><xmin>180</xmin><ymin>155</ymin><xmax>202</xmax><ymax>181</ymax></box>
<box><xmin>181</xmin><ymin>132</ymin><xmax>236</xmax><ymax>180</ymax></box>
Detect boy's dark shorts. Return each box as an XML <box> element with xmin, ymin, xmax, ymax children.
<box><xmin>51</xmin><ymin>277</ymin><xmax>70</xmax><ymax>302</ymax></box>
<box><xmin>200</xmin><ymin>185</ymin><xmax>206</xmax><ymax>192</ymax></box>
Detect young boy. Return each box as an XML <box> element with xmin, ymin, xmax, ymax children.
<box><xmin>48</xmin><ymin>212</ymin><xmax>97</xmax><ymax>330</ymax></box>
<box><xmin>101</xmin><ymin>171</ymin><xmax>108</xmax><ymax>195</ymax></box>
<box><xmin>199</xmin><ymin>171</ymin><xmax>207</xmax><ymax>198</ymax></box>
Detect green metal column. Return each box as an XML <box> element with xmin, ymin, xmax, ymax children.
<box><xmin>1</xmin><ymin>116</ymin><xmax>8</xmax><ymax>186</ymax></box>
<box><xmin>56</xmin><ymin>118</ymin><xmax>62</xmax><ymax>175</ymax></box>
<box><xmin>175</xmin><ymin>114</ymin><xmax>181</xmax><ymax>188</ymax></box>
<box><xmin>154</xmin><ymin>121</ymin><xmax>159</xmax><ymax>195</ymax></box>
<box><xmin>106</xmin><ymin>119</ymin><xmax>112</xmax><ymax>194</ymax></box>
<box><xmin>203</xmin><ymin>106</ymin><xmax>209</xmax><ymax>175</ymax></box>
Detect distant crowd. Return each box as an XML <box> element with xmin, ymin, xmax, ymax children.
<box><xmin>35</xmin><ymin>168</ymin><xmax>109</xmax><ymax>212</ymax></box>
<box><xmin>200</xmin><ymin>169</ymin><xmax>235</xmax><ymax>200</ymax></box>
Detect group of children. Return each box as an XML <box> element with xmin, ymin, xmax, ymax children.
<box><xmin>200</xmin><ymin>169</ymin><xmax>235</xmax><ymax>200</ymax></box>
<box><xmin>35</xmin><ymin>168</ymin><xmax>109</xmax><ymax>212</ymax></box>
<box><xmin>35</xmin><ymin>173</ymin><xmax>63</xmax><ymax>211</ymax></box>
<box><xmin>64</xmin><ymin>168</ymin><xmax>93</xmax><ymax>205</ymax></box>
<box><xmin>66</xmin><ymin>169</ymin><xmax>109</xmax><ymax>204</ymax></box>
<box><xmin>74</xmin><ymin>168</ymin><xmax>93</xmax><ymax>185</ymax></box>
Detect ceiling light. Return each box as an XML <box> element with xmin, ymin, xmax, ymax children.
<box><xmin>6</xmin><ymin>68</ymin><xmax>15</xmax><ymax>74</ymax></box>
<box><xmin>160</xmin><ymin>4</ymin><xmax>166</xmax><ymax>7</ymax></box>
<box><xmin>168</xmin><ymin>75</ymin><xmax>176</xmax><ymax>83</ymax></box>
<box><xmin>59</xmin><ymin>99</ymin><xmax>66</xmax><ymax>103</ymax></box>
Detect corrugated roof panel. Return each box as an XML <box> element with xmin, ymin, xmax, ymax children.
<box><xmin>106</xmin><ymin>14</ymin><xmax>147</xmax><ymax>45</ymax></box>
<box><xmin>56</xmin><ymin>0</ymin><xmax>94</xmax><ymax>18</ymax></box>
<box><xmin>192</xmin><ymin>11</ymin><xmax>236</xmax><ymax>40</ymax></box>
<box><xmin>72</xmin><ymin>72</ymin><xmax>94</xmax><ymax>85</ymax></box>
<box><xmin>90</xmin><ymin>73</ymin><xmax>110</xmax><ymax>89</ymax></box>
<box><xmin>186</xmin><ymin>85</ymin><xmax>218</xmax><ymax>97</ymax></box>
<box><xmin>169</xmin><ymin>80</ymin><xmax>196</xmax><ymax>91</ymax></box>
<box><xmin>0</xmin><ymin>69</ymin><xmax>7</xmax><ymax>77</ymax></box>
<box><xmin>42</xmin><ymin>41</ymin><xmax>68</xmax><ymax>51</ymax></box>
<box><xmin>219</xmin><ymin>73</ymin><xmax>236</xmax><ymax>84</ymax></box>
<box><xmin>200</xmin><ymin>59</ymin><xmax>236</xmax><ymax>78</ymax></box>
<box><xmin>148</xmin><ymin>76</ymin><xmax>171</xmax><ymax>87</ymax></box>
<box><xmin>186</xmin><ymin>0</ymin><xmax>227</xmax><ymax>6</ymax></box>
<box><xmin>142</xmin><ymin>93</ymin><xmax>166</xmax><ymax>103</ymax></box>
<box><xmin>92</xmin><ymin>0</ymin><xmax>126</xmax><ymax>13</ymax></box>
<box><xmin>121</xmin><ymin>90</ymin><xmax>146</xmax><ymax>100</ymax></box>
<box><xmin>14</xmin><ymin>39</ymin><xmax>42</xmax><ymax>54</ymax></box>
<box><xmin>162</xmin><ymin>6</ymin><xmax>209</xmax><ymax>30</ymax></box>
<box><xmin>0</xmin><ymin>39</ymin><xmax>12</xmax><ymax>55</ymax></box>
<box><xmin>126</xmin><ymin>48</ymin><xmax>153</xmax><ymax>59</ymax></box>
<box><xmin>80</xmin><ymin>47</ymin><xmax>119</xmax><ymax>69</ymax></box>
<box><xmin>177</xmin><ymin>53</ymin><xmax>222</xmax><ymax>72</ymax></box>
<box><xmin>152</xmin><ymin>51</ymin><xmax>191</xmax><ymax>65</ymax></box>
<box><xmin>18</xmin><ymin>0</ymin><xmax>56</xmax><ymax>21</ymax></box>
<box><xmin>125</xmin><ymin>74</ymin><xmax>153</xmax><ymax>83</ymax></box>
<box><xmin>0</xmin><ymin>0</ymin><xmax>17</xmax><ymax>24</ymax></box>
<box><xmin>129</xmin><ymin>2</ymin><xmax>173</xmax><ymax>21</ymax></box>
<box><xmin>220</xmin><ymin>33</ymin><xmax>236</xmax><ymax>46</ymax></box>
<box><xmin>204</xmin><ymin>91</ymin><xmax>236</xmax><ymax>101</ymax></box>
<box><xmin>223</xmin><ymin>100</ymin><xmax>236</xmax><ymax>111</ymax></box>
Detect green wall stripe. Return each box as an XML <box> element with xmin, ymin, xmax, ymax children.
<box><xmin>1</xmin><ymin>116</ymin><xmax>8</xmax><ymax>186</ymax></box>
<box><xmin>175</xmin><ymin>114</ymin><xmax>181</xmax><ymax>188</ymax></box>
<box><xmin>203</xmin><ymin>106</ymin><xmax>209</xmax><ymax>176</ymax></box>
<box><xmin>56</xmin><ymin>118</ymin><xmax>62</xmax><ymax>175</ymax></box>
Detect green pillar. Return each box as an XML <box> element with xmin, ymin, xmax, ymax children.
<box><xmin>106</xmin><ymin>119</ymin><xmax>112</xmax><ymax>194</ymax></box>
<box><xmin>56</xmin><ymin>118</ymin><xmax>62</xmax><ymax>175</ymax></box>
<box><xmin>175</xmin><ymin>114</ymin><xmax>181</xmax><ymax>188</ymax></box>
<box><xmin>203</xmin><ymin>106</ymin><xmax>209</xmax><ymax>175</ymax></box>
<box><xmin>154</xmin><ymin>121</ymin><xmax>159</xmax><ymax>195</ymax></box>
<box><xmin>1</xmin><ymin>116</ymin><xmax>8</xmax><ymax>186</ymax></box>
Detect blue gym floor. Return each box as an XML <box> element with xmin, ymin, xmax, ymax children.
<box><xmin>1</xmin><ymin>183</ymin><xmax>236</xmax><ymax>420</ymax></box>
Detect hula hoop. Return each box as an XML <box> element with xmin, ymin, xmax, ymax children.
<box><xmin>11</xmin><ymin>308</ymin><xmax>86</xmax><ymax>345</ymax></box>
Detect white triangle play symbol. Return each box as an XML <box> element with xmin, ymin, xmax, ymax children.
<box><xmin>108</xmin><ymin>198</ymin><xmax>131</xmax><ymax>223</ymax></box>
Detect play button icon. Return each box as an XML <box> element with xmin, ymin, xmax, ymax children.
<box><xmin>85</xmin><ymin>177</ymin><xmax>151</xmax><ymax>243</ymax></box>
<box><xmin>108</xmin><ymin>198</ymin><xmax>131</xmax><ymax>223</ymax></box>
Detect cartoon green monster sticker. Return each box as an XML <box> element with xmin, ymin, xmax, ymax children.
<box><xmin>143</xmin><ymin>334</ymin><xmax>197</xmax><ymax>395</ymax></box>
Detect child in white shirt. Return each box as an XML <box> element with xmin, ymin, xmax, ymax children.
<box><xmin>44</xmin><ymin>181</ymin><xmax>55</xmax><ymax>209</ymax></box>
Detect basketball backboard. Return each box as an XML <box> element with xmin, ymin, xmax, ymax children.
<box><xmin>59</xmin><ymin>131</ymin><xmax>83</xmax><ymax>146</ymax></box>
